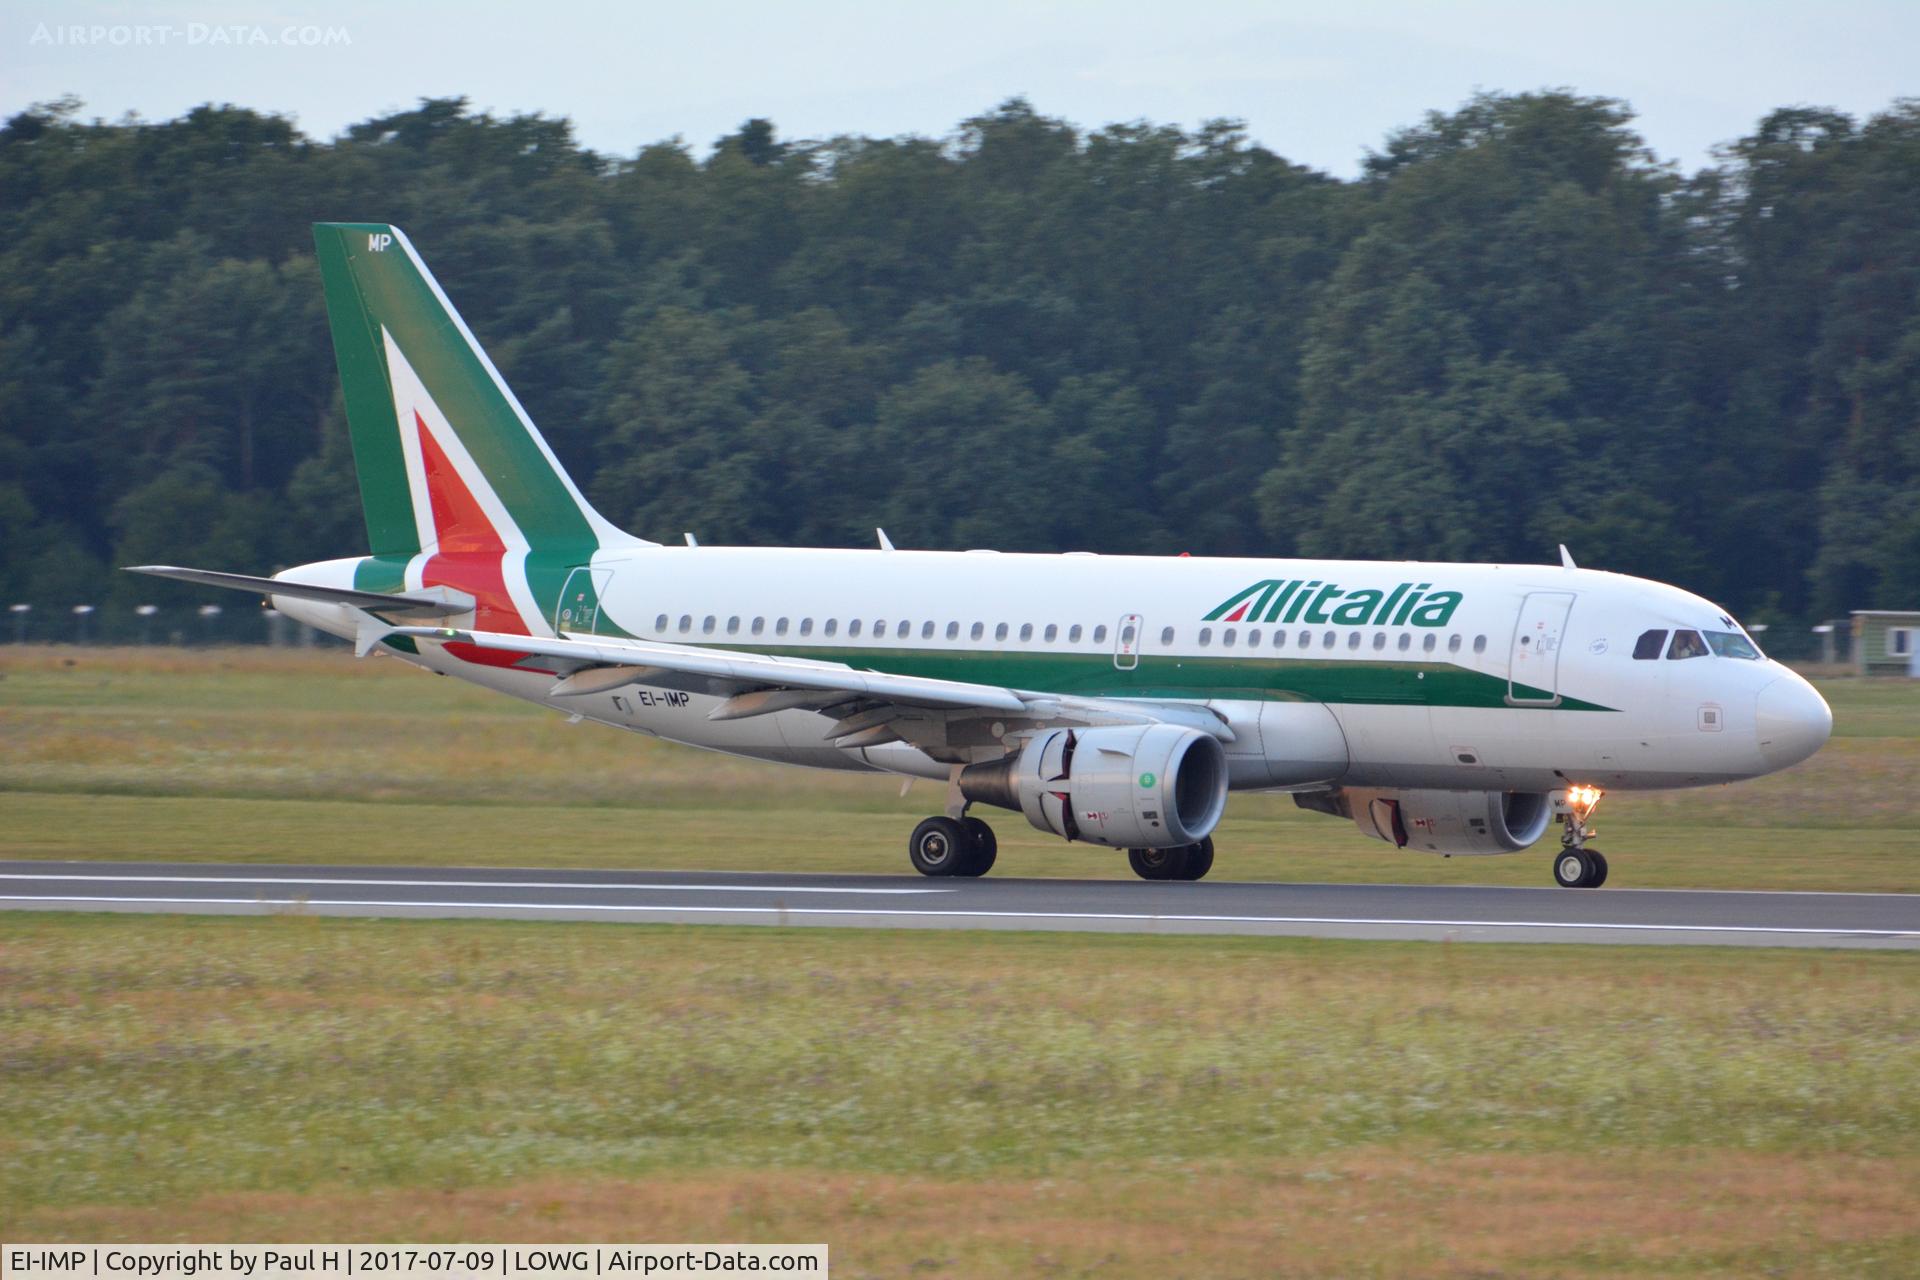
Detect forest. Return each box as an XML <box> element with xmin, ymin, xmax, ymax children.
<box><xmin>0</xmin><ymin>90</ymin><xmax>1916</xmax><ymax>644</ymax></box>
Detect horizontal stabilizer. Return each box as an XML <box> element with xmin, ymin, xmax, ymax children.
<box><xmin>124</xmin><ymin>566</ymin><xmax>473</xmax><ymax>617</ymax></box>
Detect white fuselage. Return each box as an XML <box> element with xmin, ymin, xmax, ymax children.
<box><xmin>274</xmin><ymin>546</ymin><xmax>1833</xmax><ymax>800</ymax></box>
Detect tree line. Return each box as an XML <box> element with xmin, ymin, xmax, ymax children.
<box><xmin>1</xmin><ymin>90</ymin><xmax>1916</xmax><ymax>642</ymax></box>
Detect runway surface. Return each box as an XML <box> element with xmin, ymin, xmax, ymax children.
<box><xmin>2</xmin><ymin>860</ymin><xmax>1916</xmax><ymax>948</ymax></box>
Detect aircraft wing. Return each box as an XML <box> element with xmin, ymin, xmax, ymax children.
<box><xmin>392</xmin><ymin>626</ymin><xmax>1030</xmax><ymax>715</ymax></box>
<box><xmin>126</xmin><ymin>566</ymin><xmax>473</xmax><ymax>617</ymax></box>
<box><xmin>387</xmin><ymin>626</ymin><xmax>1234</xmax><ymax>750</ymax></box>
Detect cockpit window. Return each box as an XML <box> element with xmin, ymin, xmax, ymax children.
<box><xmin>1667</xmin><ymin>629</ymin><xmax>1709</xmax><ymax>660</ymax></box>
<box><xmin>1633</xmin><ymin>629</ymin><xmax>1668</xmax><ymax>660</ymax></box>
<box><xmin>1705</xmin><ymin>629</ymin><xmax>1764</xmax><ymax>660</ymax></box>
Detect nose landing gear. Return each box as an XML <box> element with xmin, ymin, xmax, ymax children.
<box><xmin>1551</xmin><ymin>785</ymin><xmax>1608</xmax><ymax>888</ymax></box>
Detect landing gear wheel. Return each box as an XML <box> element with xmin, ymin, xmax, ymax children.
<box><xmin>1553</xmin><ymin>849</ymin><xmax>1606</xmax><ymax>889</ymax></box>
<box><xmin>909</xmin><ymin>816</ymin><xmax>968</xmax><ymax>877</ymax></box>
<box><xmin>1129</xmin><ymin>845</ymin><xmax>1191</xmax><ymax>881</ymax></box>
<box><xmin>956</xmin><ymin>817</ymin><xmax>998</xmax><ymax>877</ymax></box>
<box><xmin>1176</xmin><ymin>835</ymin><xmax>1215</xmax><ymax>881</ymax></box>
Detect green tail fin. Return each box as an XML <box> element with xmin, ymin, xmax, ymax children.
<box><xmin>311</xmin><ymin>222</ymin><xmax>637</xmax><ymax>561</ymax></box>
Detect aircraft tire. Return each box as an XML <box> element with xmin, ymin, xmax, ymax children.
<box><xmin>1585</xmin><ymin>850</ymin><xmax>1609</xmax><ymax>888</ymax></box>
<box><xmin>909</xmin><ymin>816</ymin><xmax>968</xmax><ymax>877</ymax></box>
<box><xmin>956</xmin><ymin>817</ymin><xmax>998</xmax><ymax>877</ymax></box>
<box><xmin>1177</xmin><ymin>835</ymin><xmax>1215</xmax><ymax>881</ymax></box>
<box><xmin>1128</xmin><ymin>845</ymin><xmax>1190</xmax><ymax>881</ymax></box>
<box><xmin>1553</xmin><ymin>849</ymin><xmax>1599</xmax><ymax>888</ymax></box>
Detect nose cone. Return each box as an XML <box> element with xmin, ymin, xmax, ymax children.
<box><xmin>1754</xmin><ymin>674</ymin><xmax>1833</xmax><ymax>772</ymax></box>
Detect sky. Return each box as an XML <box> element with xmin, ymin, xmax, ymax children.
<box><xmin>5</xmin><ymin>0</ymin><xmax>1916</xmax><ymax>176</ymax></box>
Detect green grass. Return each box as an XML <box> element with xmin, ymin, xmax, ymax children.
<box><xmin>2</xmin><ymin>646</ymin><xmax>1917</xmax><ymax>889</ymax></box>
<box><xmin>1</xmin><ymin>913</ymin><xmax>1915</xmax><ymax>1275</ymax></box>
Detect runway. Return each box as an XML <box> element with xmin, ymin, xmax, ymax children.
<box><xmin>2</xmin><ymin>860</ymin><xmax>1916</xmax><ymax>948</ymax></box>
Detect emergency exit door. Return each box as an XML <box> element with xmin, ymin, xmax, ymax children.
<box><xmin>1508</xmin><ymin>591</ymin><xmax>1574</xmax><ymax>705</ymax></box>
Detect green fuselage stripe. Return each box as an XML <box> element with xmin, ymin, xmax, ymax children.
<box><xmin>667</xmin><ymin>643</ymin><xmax>1617</xmax><ymax>711</ymax></box>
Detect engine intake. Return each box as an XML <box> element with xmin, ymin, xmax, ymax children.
<box><xmin>961</xmin><ymin>725</ymin><xmax>1228</xmax><ymax>849</ymax></box>
<box><xmin>1298</xmin><ymin>787</ymin><xmax>1552</xmax><ymax>856</ymax></box>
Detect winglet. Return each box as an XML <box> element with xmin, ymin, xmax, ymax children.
<box><xmin>877</xmin><ymin>528</ymin><xmax>896</xmax><ymax>552</ymax></box>
<box><xmin>1558</xmin><ymin>544</ymin><xmax>1577</xmax><ymax>570</ymax></box>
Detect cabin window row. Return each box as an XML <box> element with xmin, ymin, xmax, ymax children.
<box><xmin>1191</xmin><ymin>625</ymin><xmax>1487</xmax><ymax>655</ymax></box>
<box><xmin>650</xmin><ymin>614</ymin><xmax>1118</xmax><ymax>644</ymax></box>
<box><xmin>645</xmin><ymin>613</ymin><xmax>1487</xmax><ymax>656</ymax></box>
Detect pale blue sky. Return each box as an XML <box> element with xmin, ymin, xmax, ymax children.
<box><xmin>6</xmin><ymin>1</ymin><xmax>1915</xmax><ymax>174</ymax></box>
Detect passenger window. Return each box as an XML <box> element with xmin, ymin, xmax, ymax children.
<box><xmin>1069</xmin><ymin>624</ymin><xmax>1083</xmax><ymax>643</ymax></box>
<box><xmin>1273</xmin><ymin>630</ymin><xmax>1287</xmax><ymax>649</ymax></box>
<box><xmin>799</xmin><ymin>618</ymin><xmax>813</xmax><ymax>637</ymax></box>
<box><xmin>1223</xmin><ymin>628</ymin><xmax>1237</xmax><ymax>648</ymax></box>
<box><xmin>923</xmin><ymin>621</ymin><xmax>936</xmax><ymax>640</ymax></box>
<box><xmin>1448</xmin><ymin>634</ymin><xmax>1461</xmax><ymax>653</ymax></box>
<box><xmin>1422</xmin><ymin>633</ymin><xmax>1437</xmax><ymax>652</ymax></box>
<box><xmin>751</xmin><ymin>617</ymin><xmax>765</xmax><ymax>636</ymax></box>
<box><xmin>1093</xmin><ymin>625</ymin><xmax>1108</xmax><ymax>643</ymax></box>
<box><xmin>1199</xmin><ymin>627</ymin><xmax>1213</xmax><ymax>647</ymax></box>
<box><xmin>1347</xmin><ymin>631</ymin><xmax>1361</xmax><ymax>650</ymax></box>
<box><xmin>945</xmin><ymin>621</ymin><xmax>959</xmax><ymax>640</ymax></box>
<box><xmin>1372</xmin><ymin>632</ymin><xmax>1386</xmax><ymax>650</ymax></box>
<box><xmin>654</xmin><ymin>613</ymin><xmax>668</xmax><ymax>632</ymax></box>
<box><xmin>849</xmin><ymin>619</ymin><xmax>862</xmax><ymax>638</ymax></box>
<box><xmin>679</xmin><ymin>615</ymin><xmax>692</xmax><ymax>633</ymax></box>
<box><xmin>702</xmin><ymin>616</ymin><xmax>716</xmax><ymax>635</ymax></box>
<box><xmin>1298</xmin><ymin>630</ymin><xmax>1310</xmax><ymax>649</ymax></box>
<box><xmin>1668</xmin><ymin>629</ymin><xmax>1708</xmax><ymax>660</ymax></box>
<box><xmin>1044</xmin><ymin>623</ymin><xmax>1058</xmax><ymax>642</ymax></box>
<box><xmin>727</xmin><ymin>616</ymin><xmax>740</xmax><ymax>635</ymax></box>
<box><xmin>1019</xmin><ymin>623</ymin><xmax>1033</xmax><ymax>642</ymax></box>
<box><xmin>995</xmin><ymin>622</ymin><xmax>1009</xmax><ymax>641</ymax></box>
<box><xmin>824</xmin><ymin>619</ymin><xmax>837</xmax><ymax>637</ymax></box>
<box><xmin>1398</xmin><ymin>633</ymin><xmax>1411</xmax><ymax>651</ymax></box>
<box><xmin>776</xmin><ymin>618</ymin><xmax>789</xmax><ymax>636</ymax></box>
<box><xmin>1473</xmin><ymin>635</ymin><xmax>1486</xmax><ymax>654</ymax></box>
<box><xmin>1323</xmin><ymin>631</ymin><xmax>1336</xmax><ymax>649</ymax></box>
<box><xmin>1633</xmin><ymin>629</ymin><xmax>1668</xmax><ymax>660</ymax></box>
<box><xmin>1160</xmin><ymin>626</ymin><xmax>1174</xmax><ymax>646</ymax></box>
<box><xmin>1248</xmin><ymin>629</ymin><xmax>1261</xmax><ymax>648</ymax></box>
<box><xmin>971</xmin><ymin>622</ymin><xmax>985</xmax><ymax>641</ymax></box>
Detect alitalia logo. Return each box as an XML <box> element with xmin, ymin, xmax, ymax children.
<box><xmin>1205</xmin><ymin>579</ymin><xmax>1463</xmax><ymax>628</ymax></box>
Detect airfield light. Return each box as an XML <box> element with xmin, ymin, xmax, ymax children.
<box><xmin>198</xmin><ymin>604</ymin><xmax>223</xmax><ymax>618</ymax></box>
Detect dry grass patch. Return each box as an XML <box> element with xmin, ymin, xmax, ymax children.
<box><xmin>17</xmin><ymin>1154</ymin><xmax>1919</xmax><ymax>1278</ymax></box>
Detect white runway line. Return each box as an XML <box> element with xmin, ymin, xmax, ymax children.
<box><xmin>0</xmin><ymin>873</ymin><xmax>948</xmax><ymax>895</ymax></box>
<box><xmin>2</xmin><ymin>894</ymin><xmax>1915</xmax><ymax>938</ymax></box>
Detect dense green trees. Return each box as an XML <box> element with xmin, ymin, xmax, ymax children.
<box><xmin>2</xmin><ymin>90</ymin><xmax>1916</xmax><ymax>642</ymax></box>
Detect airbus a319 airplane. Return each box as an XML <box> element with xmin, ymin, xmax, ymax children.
<box><xmin>134</xmin><ymin>224</ymin><xmax>1834</xmax><ymax>888</ymax></box>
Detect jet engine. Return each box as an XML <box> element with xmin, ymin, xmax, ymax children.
<box><xmin>960</xmin><ymin>725</ymin><xmax>1228</xmax><ymax>849</ymax></box>
<box><xmin>1298</xmin><ymin>787</ymin><xmax>1553</xmax><ymax>856</ymax></box>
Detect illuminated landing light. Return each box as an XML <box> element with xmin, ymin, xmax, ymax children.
<box><xmin>1561</xmin><ymin>784</ymin><xmax>1605</xmax><ymax>841</ymax></box>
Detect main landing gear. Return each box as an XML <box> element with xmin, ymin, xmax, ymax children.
<box><xmin>1552</xmin><ymin>785</ymin><xmax>1609</xmax><ymax>888</ymax></box>
<box><xmin>1128</xmin><ymin>835</ymin><xmax>1215</xmax><ymax>882</ymax></box>
<box><xmin>908</xmin><ymin>815</ymin><xmax>997</xmax><ymax>877</ymax></box>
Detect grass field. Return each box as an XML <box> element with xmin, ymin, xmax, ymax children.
<box><xmin>3</xmin><ymin>645</ymin><xmax>1919</xmax><ymax>890</ymax></box>
<box><xmin>2</xmin><ymin>914</ymin><xmax>1916</xmax><ymax>1276</ymax></box>
<box><xmin>3</xmin><ymin>647</ymin><xmax>1918</xmax><ymax>1272</ymax></box>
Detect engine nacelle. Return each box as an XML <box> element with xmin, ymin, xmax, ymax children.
<box><xmin>1298</xmin><ymin>787</ymin><xmax>1553</xmax><ymax>856</ymax></box>
<box><xmin>960</xmin><ymin>724</ymin><xmax>1228</xmax><ymax>849</ymax></box>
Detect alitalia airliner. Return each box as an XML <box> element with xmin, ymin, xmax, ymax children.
<box><xmin>134</xmin><ymin>224</ymin><xmax>1833</xmax><ymax>888</ymax></box>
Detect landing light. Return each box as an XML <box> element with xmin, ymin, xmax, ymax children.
<box><xmin>1565</xmin><ymin>784</ymin><xmax>1604</xmax><ymax>810</ymax></box>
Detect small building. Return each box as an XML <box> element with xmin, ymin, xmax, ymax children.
<box><xmin>1851</xmin><ymin>610</ymin><xmax>1920</xmax><ymax>676</ymax></box>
